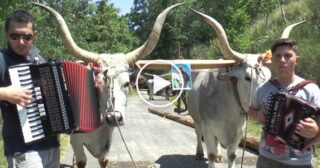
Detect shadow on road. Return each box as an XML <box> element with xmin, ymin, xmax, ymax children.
<box><xmin>155</xmin><ymin>154</ymin><xmax>207</xmax><ymax>168</ymax></box>
<box><xmin>155</xmin><ymin>154</ymin><xmax>257</xmax><ymax>168</ymax></box>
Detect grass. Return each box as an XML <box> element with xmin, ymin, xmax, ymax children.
<box><xmin>59</xmin><ymin>134</ymin><xmax>70</xmax><ymax>162</ymax></box>
<box><xmin>0</xmin><ymin>141</ymin><xmax>6</xmax><ymax>168</ymax></box>
<box><xmin>128</xmin><ymin>87</ymin><xmax>138</xmax><ymax>97</ymax></box>
<box><xmin>246</xmin><ymin>120</ymin><xmax>263</xmax><ymax>137</ymax></box>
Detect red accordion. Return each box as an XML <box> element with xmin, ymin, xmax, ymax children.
<box><xmin>9</xmin><ymin>60</ymin><xmax>101</xmax><ymax>144</ymax></box>
<box><xmin>264</xmin><ymin>92</ymin><xmax>320</xmax><ymax>150</ymax></box>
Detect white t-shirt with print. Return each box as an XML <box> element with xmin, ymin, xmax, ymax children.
<box><xmin>251</xmin><ymin>76</ymin><xmax>320</xmax><ymax>166</ymax></box>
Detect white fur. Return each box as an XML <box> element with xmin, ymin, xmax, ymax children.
<box><xmin>187</xmin><ymin>56</ymin><xmax>271</xmax><ymax>168</ymax></box>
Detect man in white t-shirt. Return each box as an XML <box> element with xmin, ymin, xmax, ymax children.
<box><xmin>249</xmin><ymin>38</ymin><xmax>320</xmax><ymax>168</ymax></box>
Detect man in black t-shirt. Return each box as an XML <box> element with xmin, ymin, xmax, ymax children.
<box><xmin>0</xmin><ymin>9</ymin><xmax>59</xmax><ymax>168</ymax></box>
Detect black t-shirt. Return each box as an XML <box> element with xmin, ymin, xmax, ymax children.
<box><xmin>0</xmin><ymin>47</ymin><xmax>59</xmax><ymax>157</ymax></box>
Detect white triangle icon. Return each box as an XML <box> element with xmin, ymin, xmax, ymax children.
<box><xmin>153</xmin><ymin>75</ymin><xmax>171</xmax><ymax>94</ymax></box>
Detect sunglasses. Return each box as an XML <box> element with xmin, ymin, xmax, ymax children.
<box><xmin>8</xmin><ymin>33</ymin><xmax>33</xmax><ymax>41</ymax></box>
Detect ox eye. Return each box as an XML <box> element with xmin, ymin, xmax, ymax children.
<box><xmin>245</xmin><ymin>76</ymin><xmax>251</xmax><ymax>81</ymax></box>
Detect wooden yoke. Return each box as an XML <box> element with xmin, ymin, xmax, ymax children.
<box><xmin>135</xmin><ymin>41</ymin><xmax>236</xmax><ymax>70</ymax></box>
<box><xmin>135</xmin><ymin>59</ymin><xmax>236</xmax><ymax>70</ymax></box>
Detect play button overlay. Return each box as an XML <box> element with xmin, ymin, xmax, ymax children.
<box><xmin>135</xmin><ymin>59</ymin><xmax>184</xmax><ymax>107</ymax></box>
<box><xmin>153</xmin><ymin>75</ymin><xmax>171</xmax><ymax>94</ymax></box>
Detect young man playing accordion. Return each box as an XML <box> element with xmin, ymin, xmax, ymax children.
<box><xmin>0</xmin><ymin>9</ymin><xmax>60</xmax><ymax>168</ymax></box>
<box><xmin>249</xmin><ymin>38</ymin><xmax>320</xmax><ymax>168</ymax></box>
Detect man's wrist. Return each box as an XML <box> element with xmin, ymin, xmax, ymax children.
<box><xmin>0</xmin><ymin>87</ymin><xmax>8</xmax><ymax>101</ymax></box>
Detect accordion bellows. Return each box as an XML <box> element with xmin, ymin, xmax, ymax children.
<box><xmin>9</xmin><ymin>60</ymin><xmax>100</xmax><ymax>144</ymax></box>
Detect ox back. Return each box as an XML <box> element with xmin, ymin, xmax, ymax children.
<box><xmin>264</xmin><ymin>92</ymin><xmax>320</xmax><ymax>150</ymax></box>
<box><xmin>9</xmin><ymin>60</ymin><xmax>100</xmax><ymax>144</ymax></box>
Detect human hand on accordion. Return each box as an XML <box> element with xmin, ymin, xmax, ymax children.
<box><xmin>296</xmin><ymin>117</ymin><xmax>319</xmax><ymax>139</ymax></box>
<box><xmin>2</xmin><ymin>85</ymin><xmax>32</xmax><ymax>107</ymax></box>
<box><xmin>296</xmin><ymin>118</ymin><xmax>320</xmax><ymax>153</ymax></box>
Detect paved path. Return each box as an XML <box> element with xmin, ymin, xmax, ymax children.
<box><xmin>60</xmin><ymin>95</ymin><xmax>257</xmax><ymax>168</ymax></box>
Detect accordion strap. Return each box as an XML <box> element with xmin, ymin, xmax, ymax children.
<box><xmin>269</xmin><ymin>79</ymin><xmax>315</xmax><ymax>93</ymax></box>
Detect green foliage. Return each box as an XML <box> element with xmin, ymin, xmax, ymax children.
<box><xmin>0</xmin><ymin>0</ymin><xmax>32</xmax><ymax>48</ymax></box>
<box><xmin>129</xmin><ymin>0</ymin><xmax>213</xmax><ymax>59</ymax></box>
<box><xmin>1</xmin><ymin>0</ymin><xmax>138</xmax><ymax>60</ymax></box>
<box><xmin>191</xmin><ymin>39</ymin><xmax>221</xmax><ymax>59</ymax></box>
<box><xmin>84</xmin><ymin>1</ymin><xmax>139</xmax><ymax>53</ymax></box>
<box><xmin>127</xmin><ymin>0</ymin><xmax>288</xmax><ymax>59</ymax></box>
<box><xmin>243</xmin><ymin>0</ymin><xmax>320</xmax><ymax>84</ymax></box>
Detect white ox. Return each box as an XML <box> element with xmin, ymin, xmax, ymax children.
<box><xmin>32</xmin><ymin>2</ymin><xmax>183</xmax><ymax>168</ymax></box>
<box><xmin>187</xmin><ymin>10</ymin><xmax>304</xmax><ymax>168</ymax></box>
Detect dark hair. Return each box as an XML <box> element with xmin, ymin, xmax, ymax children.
<box><xmin>271</xmin><ymin>38</ymin><xmax>299</xmax><ymax>55</ymax></box>
<box><xmin>5</xmin><ymin>9</ymin><xmax>35</xmax><ymax>32</ymax></box>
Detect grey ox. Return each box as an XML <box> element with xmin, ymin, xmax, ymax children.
<box><xmin>187</xmin><ymin>9</ymin><xmax>304</xmax><ymax>168</ymax></box>
<box><xmin>32</xmin><ymin>2</ymin><xmax>183</xmax><ymax>168</ymax></box>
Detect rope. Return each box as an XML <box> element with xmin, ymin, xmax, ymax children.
<box><xmin>240</xmin><ymin>67</ymin><xmax>255</xmax><ymax>168</ymax></box>
<box><xmin>108</xmin><ymin>76</ymin><xmax>139</xmax><ymax>168</ymax></box>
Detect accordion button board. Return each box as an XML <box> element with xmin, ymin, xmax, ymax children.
<box><xmin>9</xmin><ymin>61</ymin><xmax>96</xmax><ymax>144</ymax></box>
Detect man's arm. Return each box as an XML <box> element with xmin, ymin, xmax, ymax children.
<box><xmin>248</xmin><ymin>106</ymin><xmax>266</xmax><ymax>124</ymax></box>
<box><xmin>0</xmin><ymin>86</ymin><xmax>32</xmax><ymax>107</ymax></box>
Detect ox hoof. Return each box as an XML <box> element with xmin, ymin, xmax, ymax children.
<box><xmin>195</xmin><ymin>153</ymin><xmax>205</xmax><ymax>160</ymax></box>
<box><xmin>209</xmin><ymin>153</ymin><xmax>223</xmax><ymax>163</ymax></box>
<box><xmin>73</xmin><ymin>161</ymin><xmax>86</xmax><ymax>168</ymax></box>
<box><xmin>215</xmin><ymin>155</ymin><xmax>223</xmax><ymax>163</ymax></box>
<box><xmin>99</xmin><ymin>158</ymin><xmax>109</xmax><ymax>168</ymax></box>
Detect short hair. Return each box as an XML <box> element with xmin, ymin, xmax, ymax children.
<box><xmin>271</xmin><ymin>38</ymin><xmax>300</xmax><ymax>55</ymax></box>
<box><xmin>5</xmin><ymin>9</ymin><xmax>35</xmax><ymax>32</ymax></box>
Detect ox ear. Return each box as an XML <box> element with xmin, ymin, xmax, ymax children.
<box><xmin>102</xmin><ymin>69</ymin><xmax>108</xmax><ymax>78</ymax></box>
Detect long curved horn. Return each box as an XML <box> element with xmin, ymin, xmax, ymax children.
<box><xmin>126</xmin><ymin>3</ymin><xmax>184</xmax><ymax>66</ymax></box>
<box><xmin>281</xmin><ymin>21</ymin><xmax>305</xmax><ymax>39</ymax></box>
<box><xmin>191</xmin><ymin>9</ymin><xmax>246</xmax><ymax>62</ymax></box>
<box><xmin>32</xmin><ymin>3</ymin><xmax>100</xmax><ymax>64</ymax></box>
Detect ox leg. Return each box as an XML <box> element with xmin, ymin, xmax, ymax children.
<box><xmin>96</xmin><ymin>142</ymin><xmax>112</xmax><ymax>168</ymax></box>
<box><xmin>226</xmin><ymin>136</ymin><xmax>242</xmax><ymax>168</ymax></box>
<box><xmin>194</xmin><ymin>123</ymin><xmax>204</xmax><ymax>160</ymax></box>
<box><xmin>226</xmin><ymin>145</ymin><xmax>237</xmax><ymax>168</ymax></box>
<box><xmin>148</xmin><ymin>91</ymin><xmax>154</xmax><ymax>100</ymax></box>
<box><xmin>206</xmin><ymin>142</ymin><xmax>223</xmax><ymax>168</ymax></box>
<box><xmin>98</xmin><ymin>158</ymin><xmax>109</xmax><ymax>168</ymax></box>
<box><xmin>165</xmin><ymin>89</ymin><xmax>169</xmax><ymax>101</ymax></box>
<box><xmin>91</xmin><ymin>125</ymin><xmax>114</xmax><ymax>168</ymax></box>
<box><xmin>202</xmin><ymin>127</ymin><xmax>223</xmax><ymax>168</ymax></box>
<box><xmin>70</xmin><ymin>135</ymin><xmax>87</xmax><ymax>168</ymax></box>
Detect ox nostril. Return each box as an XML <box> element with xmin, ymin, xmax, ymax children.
<box><xmin>245</xmin><ymin>76</ymin><xmax>251</xmax><ymax>81</ymax></box>
<box><xmin>105</xmin><ymin>111</ymin><xmax>124</xmax><ymax>126</ymax></box>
